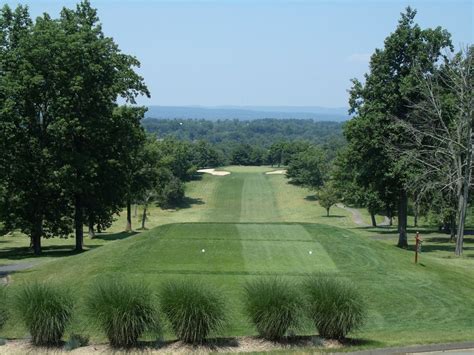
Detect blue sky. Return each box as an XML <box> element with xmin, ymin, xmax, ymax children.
<box><xmin>4</xmin><ymin>0</ymin><xmax>473</xmax><ymax>107</ymax></box>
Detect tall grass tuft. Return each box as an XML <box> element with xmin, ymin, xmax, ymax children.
<box><xmin>243</xmin><ymin>278</ymin><xmax>303</xmax><ymax>340</ymax></box>
<box><xmin>0</xmin><ymin>286</ymin><xmax>8</xmax><ymax>331</ymax></box>
<box><xmin>14</xmin><ymin>282</ymin><xmax>73</xmax><ymax>346</ymax></box>
<box><xmin>304</xmin><ymin>276</ymin><xmax>367</xmax><ymax>339</ymax></box>
<box><xmin>159</xmin><ymin>280</ymin><xmax>226</xmax><ymax>344</ymax></box>
<box><xmin>86</xmin><ymin>278</ymin><xmax>160</xmax><ymax>348</ymax></box>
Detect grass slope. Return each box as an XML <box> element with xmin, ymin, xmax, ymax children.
<box><xmin>1</xmin><ymin>166</ymin><xmax>474</xmax><ymax>348</ymax></box>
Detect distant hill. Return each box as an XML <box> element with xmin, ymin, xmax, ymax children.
<box><xmin>145</xmin><ymin>105</ymin><xmax>349</xmax><ymax>122</ymax></box>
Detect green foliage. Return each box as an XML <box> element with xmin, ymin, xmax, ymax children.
<box><xmin>159</xmin><ymin>280</ymin><xmax>226</xmax><ymax>344</ymax></box>
<box><xmin>243</xmin><ymin>278</ymin><xmax>303</xmax><ymax>340</ymax></box>
<box><xmin>14</xmin><ymin>283</ymin><xmax>73</xmax><ymax>346</ymax></box>
<box><xmin>86</xmin><ymin>278</ymin><xmax>160</xmax><ymax>348</ymax></box>
<box><xmin>0</xmin><ymin>1</ymin><xmax>149</xmax><ymax>253</ymax></box>
<box><xmin>143</xmin><ymin>118</ymin><xmax>344</xmax><ymax>149</ymax></box>
<box><xmin>286</xmin><ymin>146</ymin><xmax>328</xmax><ymax>189</ymax></box>
<box><xmin>0</xmin><ymin>287</ymin><xmax>8</xmax><ymax>331</ymax></box>
<box><xmin>318</xmin><ymin>183</ymin><xmax>339</xmax><ymax>216</ymax></box>
<box><xmin>304</xmin><ymin>276</ymin><xmax>367</xmax><ymax>339</ymax></box>
<box><xmin>63</xmin><ymin>334</ymin><xmax>89</xmax><ymax>351</ymax></box>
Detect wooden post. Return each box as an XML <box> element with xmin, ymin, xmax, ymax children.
<box><xmin>415</xmin><ymin>231</ymin><xmax>421</xmax><ymax>264</ymax></box>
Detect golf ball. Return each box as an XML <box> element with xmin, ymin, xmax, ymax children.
<box><xmin>201</xmin><ymin>249</ymin><xmax>205</xmax><ymax>253</ymax></box>
<box><xmin>309</xmin><ymin>251</ymin><xmax>313</xmax><ymax>255</ymax></box>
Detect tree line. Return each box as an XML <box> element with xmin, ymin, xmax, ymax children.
<box><xmin>143</xmin><ymin>118</ymin><xmax>345</xmax><ymax>166</ymax></box>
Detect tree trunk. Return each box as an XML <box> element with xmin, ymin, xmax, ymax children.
<box><xmin>141</xmin><ymin>204</ymin><xmax>148</xmax><ymax>229</ymax></box>
<box><xmin>450</xmin><ymin>214</ymin><xmax>456</xmax><ymax>242</ymax></box>
<box><xmin>370</xmin><ymin>212</ymin><xmax>377</xmax><ymax>227</ymax></box>
<box><xmin>88</xmin><ymin>217</ymin><xmax>95</xmax><ymax>239</ymax></box>
<box><xmin>387</xmin><ymin>208</ymin><xmax>393</xmax><ymax>226</ymax></box>
<box><xmin>125</xmin><ymin>199</ymin><xmax>132</xmax><ymax>232</ymax></box>
<box><xmin>397</xmin><ymin>189</ymin><xmax>408</xmax><ymax>248</ymax></box>
<box><xmin>414</xmin><ymin>200</ymin><xmax>419</xmax><ymax>228</ymax></box>
<box><xmin>31</xmin><ymin>218</ymin><xmax>42</xmax><ymax>256</ymax></box>
<box><xmin>74</xmin><ymin>195</ymin><xmax>84</xmax><ymax>252</ymax></box>
<box><xmin>455</xmin><ymin>129</ymin><xmax>472</xmax><ymax>256</ymax></box>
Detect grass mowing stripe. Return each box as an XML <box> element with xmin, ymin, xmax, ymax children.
<box><xmin>238</xmin><ymin>224</ymin><xmax>337</xmax><ymax>274</ymax></box>
<box><xmin>240</xmin><ymin>173</ymin><xmax>280</xmax><ymax>222</ymax></box>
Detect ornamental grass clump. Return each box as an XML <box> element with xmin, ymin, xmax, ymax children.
<box><xmin>0</xmin><ymin>286</ymin><xmax>8</xmax><ymax>331</ymax></box>
<box><xmin>15</xmin><ymin>282</ymin><xmax>73</xmax><ymax>346</ymax></box>
<box><xmin>159</xmin><ymin>280</ymin><xmax>226</xmax><ymax>344</ymax></box>
<box><xmin>243</xmin><ymin>278</ymin><xmax>303</xmax><ymax>340</ymax></box>
<box><xmin>86</xmin><ymin>278</ymin><xmax>160</xmax><ymax>348</ymax></box>
<box><xmin>304</xmin><ymin>276</ymin><xmax>367</xmax><ymax>339</ymax></box>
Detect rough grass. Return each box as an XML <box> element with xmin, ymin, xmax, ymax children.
<box><xmin>0</xmin><ymin>287</ymin><xmax>8</xmax><ymax>331</ymax></box>
<box><xmin>1</xmin><ymin>167</ymin><xmax>474</xmax><ymax>348</ymax></box>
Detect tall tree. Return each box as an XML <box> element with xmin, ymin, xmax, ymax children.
<box><xmin>346</xmin><ymin>7</ymin><xmax>452</xmax><ymax>247</ymax></box>
<box><xmin>54</xmin><ymin>1</ymin><xmax>149</xmax><ymax>251</ymax></box>
<box><xmin>394</xmin><ymin>48</ymin><xmax>473</xmax><ymax>255</ymax></box>
<box><xmin>0</xmin><ymin>6</ymin><xmax>72</xmax><ymax>254</ymax></box>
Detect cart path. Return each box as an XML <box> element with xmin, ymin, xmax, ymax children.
<box><xmin>337</xmin><ymin>341</ymin><xmax>474</xmax><ymax>355</ymax></box>
<box><xmin>337</xmin><ymin>204</ymin><xmax>390</xmax><ymax>227</ymax></box>
<box><xmin>0</xmin><ymin>262</ymin><xmax>37</xmax><ymax>284</ymax></box>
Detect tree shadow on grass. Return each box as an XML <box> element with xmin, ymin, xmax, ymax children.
<box><xmin>305</xmin><ymin>195</ymin><xmax>318</xmax><ymax>201</ymax></box>
<box><xmin>323</xmin><ymin>215</ymin><xmax>345</xmax><ymax>218</ymax></box>
<box><xmin>93</xmin><ymin>231</ymin><xmax>138</xmax><ymax>241</ymax></box>
<box><xmin>0</xmin><ymin>244</ymin><xmax>100</xmax><ymax>261</ymax></box>
<box><xmin>166</xmin><ymin>197</ymin><xmax>205</xmax><ymax>210</ymax></box>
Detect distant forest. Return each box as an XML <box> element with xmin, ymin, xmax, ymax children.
<box><xmin>142</xmin><ymin>118</ymin><xmax>346</xmax><ymax>165</ymax></box>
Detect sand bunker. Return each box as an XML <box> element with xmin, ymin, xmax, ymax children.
<box><xmin>266</xmin><ymin>169</ymin><xmax>287</xmax><ymax>175</ymax></box>
<box><xmin>197</xmin><ymin>168</ymin><xmax>231</xmax><ymax>176</ymax></box>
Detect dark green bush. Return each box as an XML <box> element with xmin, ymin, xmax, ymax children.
<box><xmin>304</xmin><ymin>276</ymin><xmax>367</xmax><ymax>339</ymax></box>
<box><xmin>15</xmin><ymin>282</ymin><xmax>73</xmax><ymax>346</ymax></box>
<box><xmin>86</xmin><ymin>278</ymin><xmax>160</xmax><ymax>348</ymax></box>
<box><xmin>0</xmin><ymin>286</ymin><xmax>8</xmax><ymax>331</ymax></box>
<box><xmin>243</xmin><ymin>278</ymin><xmax>303</xmax><ymax>340</ymax></box>
<box><xmin>159</xmin><ymin>280</ymin><xmax>225</xmax><ymax>344</ymax></box>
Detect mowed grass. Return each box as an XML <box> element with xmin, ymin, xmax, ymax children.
<box><xmin>1</xmin><ymin>166</ymin><xmax>474</xmax><ymax>348</ymax></box>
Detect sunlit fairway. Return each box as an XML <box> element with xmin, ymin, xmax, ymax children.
<box><xmin>1</xmin><ymin>166</ymin><xmax>474</xmax><ymax>348</ymax></box>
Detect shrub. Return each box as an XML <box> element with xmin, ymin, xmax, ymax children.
<box><xmin>243</xmin><ymin>278</ymin><xmax>303</xmax><ymax>340</ymax></box>
<box><xmin>0</xmin><ymin>286</ymin><xmax>8</xmax><ymax>331</ymax></box>
<box><xmin>86</xmin><ymin>278</ymin><xmax>160</xmax><ymax>348</ymax></box>
<box><xmin>15</xmin><ymin>282</ymin><xmax>73</xmax><ymax>346</ymax></box>
<box><xmin>159</xmin><ymin>280</ymin><xmax>225</xmax><ymax>344</ymax></box>
<box><xmin>304</xmin><ymin>276</ymin><xmax>367</xmax><ymax>339</ymax></box>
